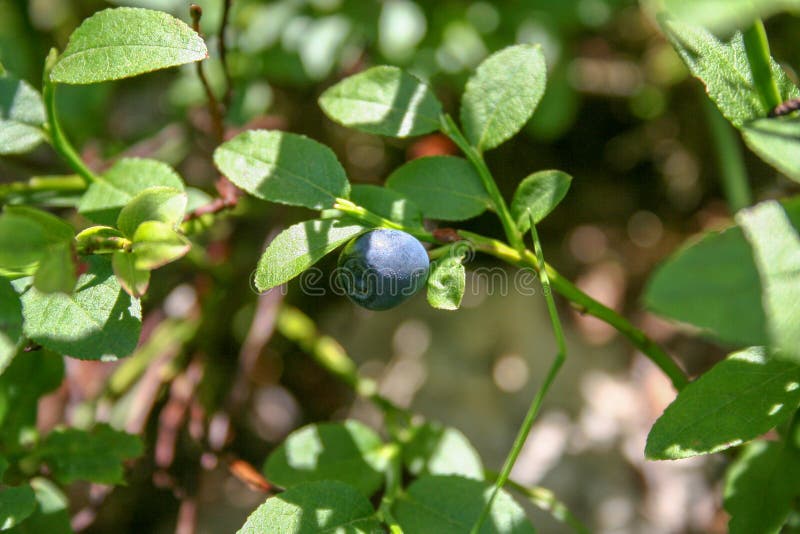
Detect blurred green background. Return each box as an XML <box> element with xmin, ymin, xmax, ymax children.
<box><xmin>2</xmin><ymin>0</ymin><xmax>799</xmax><ymax>532</ymax></box>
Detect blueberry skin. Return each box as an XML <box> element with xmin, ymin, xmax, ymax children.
<box><xmin>337</xmin><ymin>229</ymin><xmax>430</xmax><ymax>310</ymax></box>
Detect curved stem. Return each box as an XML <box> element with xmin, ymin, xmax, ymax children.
<box><xmin>439</xmin><ymin>114</ymin><xmax>524</xmax><ymax>251</ymax></box>
<box><xmin>704</xmin><ymin>99</ymin><xmax>751</xmax><ymax>212</ymax></box>
<box><xmin>333</xmin><ymin>198</ymin><xmax>436</xmax><ymax>242</ymax></box>
<box><xmin>458</xmin><ymin>231</ymin><xmax>689</xmax><ymax>390</ymax></box>
<box><xmin>743</xmin><ymin>20</ymin><xmax>782</xmax><ymax>111</ymax></box>
<box><xmin>42</xmin><ymin>50</ymin><xmax>98</xmax><ymax>184</ymax></box>
<box><xmin>471</xmin><ymin>218</ymin><xmax>566</xmax><ymax>534</ymax></box>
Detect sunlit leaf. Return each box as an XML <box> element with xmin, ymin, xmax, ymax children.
<box><xmin>50</xmin><ymin>7</ymin><xmax>208</xmax><ymax>84</ymax></box>
<box><xmin>319</xmin><ymin>66</ymin><xmax>442</xmax><ymax>138</ymax></box>
<box><xmin>214</xmin><ymin>130</ymin><xmax>350</xmax><ymax>210</ymax></box>
<box><xmin>386</xmin><ymin>156</ymin><xmax>490</xmax><ymax>221</ymax></box>
<box><xmin>254</xmin><ymin>219</ymin><xmax>367</xmax><ymax>293</ymax></box>
<box><xmin>646</xmin><ymin>347</ymin><xmax>800</xmax><ymax>459</ymax></box>
<box><xmin>263</xmin><ymin>421</ymin><xmax>387</xmax><ymax>497</ymax></box>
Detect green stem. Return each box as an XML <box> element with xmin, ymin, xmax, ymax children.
<box><xmin>743</xmin><ymin>20</ymin><xmax>782</xmax><ymax>111</ymax></box>
<box><xmin>471</xmin><ymin>218</ymin><xmax>567</xmax><ymax>534</ymax></box>
<box><xmin>703</xmin><ymin>99</ymin><xmax>751</xmax><ymax>212</ymax></box>
<box><xmin>439</xmin><ymin>114</ymin><xmax>524</xmax><ymax>251</ymax></box>
<box><xmin>458</xmin><ymin>230</ymin><xmax>689</xmax><ymax>390</ymax></box>
<box><xmin>42</xmin><ymin>49</ymin><xmax>98</xmax><ymax>184</ymax></box>
<box><xmin>333</xmin><ymin>198</ymin><xmax>436</xmax><ymax>242</ymax></box>
<box><xmin>0</xmin><ymin>175</ymin><xmax>86</xmax><ymax>203</ymax></box>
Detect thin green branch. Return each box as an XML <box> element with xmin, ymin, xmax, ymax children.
<box><xmin>333</xmin><ymin>198</ymin><xmax>436</xmax><ymax>242</ymax></box>
<box><xmin>743</xmin><ymin>20</ymin><xmax>782</xmax><ymax>111</ymax></box>
<box><xmin>703</xmin><ymin>99</ymin><xmax>751</xmax><ymax>212</ymax></box>
<box><xmin>457</xmin><ymin>230</ymin><xmax>689</xmax><ymax>390</ymax></box>
<box><xmin>0</xmin><ymin>175</ymin><xmax>86</xmax><ymax>204</ymax></box>
<box><xmin>471</xmin><ymin>217</ymin><xmax>567</xmax><ymax>534</ymax></box>
<box><xmin>42</xmin><ymin>49</ymin><xmax>98</xmax><ymax>184</ymax></box>
<box><xmin>439</xmin><ymin>114</ymin><xmax>524</xmax><ymax>251</ymax></box>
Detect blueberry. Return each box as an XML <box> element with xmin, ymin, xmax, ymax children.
<box><xmin>337</xmin><ymin>229</ymin><xmax>430</xmax><ymax>310</ymax></box>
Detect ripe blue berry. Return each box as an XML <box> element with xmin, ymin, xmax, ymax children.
<box><xmin>337</xmin><ymin>229</ymin><xmax>430</xmax><ymax>310</ymax></box>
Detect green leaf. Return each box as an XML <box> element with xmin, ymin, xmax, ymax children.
<box><xmin>660</xmin><ymin>18</ymin><xmax>800</xmax><ymax>181</ymax></box>
<box><xmin>350</xmin><ymin>184</ymin><xmax>423</xmax><ymax>229</ymax></box>
<box><xmin>0</xmin><ymin>485</ymin><xmax>36</xmax><ymax>530</ymax></box>
<box><xmin>737</xmin><ymin>200</ymin><xmax>800</xmax><ymax>362</ymax></box>
<box><xmin>645</xmin><ymin>347</ymin><xmax>800</xmax><ymax>460</ymax></box>
<box><xmin>0</xmin><ymin>351</ymin><xmax>63</xmax><ymax>450</ymax></box>
<box><xmin>0</xmin><ymin>207</ymin><xmax>74</xmax><ymax>279</ymax></box>
<box><xmin>386</xmin><ymin>156</ymin><xmax>490</xmax><ymax>221</ymax></box>
<box><xmin>32</xmin><ymin>242</ymin><xmax>75</xmax><ymax>295</ymax></box>
<box><xmin>741</xmin><ymin>118</ymin><xmax>800</xmax><ymax>183</ymax></box>
<box><xmin>460</xmin><ymin>44</ymin><xmax>547</xmax><ymax>151</ymax></box>
<box><xmin>49</xmin><ymin>7</ymin><xmax>208</xmax><ymax>84</ymax></box>
<box><xmin>427</xmin><ymin>253</ymin><xmax>466</xmax><ymax>311</ymax></box>
<box><xmin>319</xmin><ymin>66</ymin><xmax>442</xmax><ymax>138</ymax></box>
<box><xmin>111</xmin><ymin>251</ymin><xmax>150</xmax><ymax>299</ymax></box>
<box><xmin>511</xmin><ymin>170</ymin><xmax>572</xmax><ymax>232</ymax></box>
<box><xmin>78</xmin><ymin>158</ymin><xmax>185</xmax><ymax>226</ymax></box>
<box><xmin>264</xmin><ymin>421</ymin><xmax>387</xmax><ymax>497</ymax></box>
<box><xmin>0</xmin><ymin>77</ymin><xmax>46</xmax><ymax>155</ymax></box>
<box><xmin>214</xmin><ymin>130</ymin><xmax>350</xmax><ymax>210</ymax></box>
<box><xmin>238</xmin><ymin>480</ymin><xmax>381</xmax><ymax>534</ymax></box>
<box><xmin>660</xmin><ymin>0</ymin><xmax>800</xmax><ymax>35</ymax></box>
<box><xmin>131</xmin><ymin>220</ymin><xmax>190</xmax><ymax>270</ymax></box>
<box><xmin>403</xmin><ymin>423</ymin><xmax>483</xmax><ymax>479</ymax></box>
<box><xmin>661</xmin><ymin>19</ymin><xmax>798</xmax><ymax>128</ymax></box>
<box><xmin>0</xmin><ymin>215</ymin><xmax>47</xmax><ymax>277</ymax></box>
<box><xmin>116</xmin><ymin>186</ymin><xmax>187</xmax><ymax>237</ymax></box>
<box><xmin>37</xmin><ymin>424</ymin><xmax>142</xmax><ymax>485</ymax></box>
<box><xmin>19</xmin><ymin>258</ymin><xmax>142</xmax><ymax>361</ymax></box>
<box><xmin>0</xmin><ymin>279</ymin><xmax>23</xmax><ymax>374</ymax></box>
<box><xmin>724</xmin><ymin>440</ymin><xmax>800</xmax><ymax>534</ymax></box>
<box><xmin>393</xmin><ymin>475</ymin><xmax>534</xmax><ymax>534</ymax></box>
<box><xmin>6</xmin><ymin>478</ymin><xmax>71</xmax><ymax>534</ymax></box>
<box><xmin>3</xmin><ymin>207</ymin><xmax>74</xmax><ymax>243</ymax></box>
<box><xmin>644</xmin><ymin>226</ymin><xmax>768</xmax><ymax>347</ymax></box>
<box><xmin>254</xmin><ymin>219</ymin><xmax>366</xmax><ymax>293</ymax></box>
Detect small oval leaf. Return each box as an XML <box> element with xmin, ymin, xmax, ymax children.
<box><xmin>319</xmin><ymin>66</ymin><xmax>442</xmax><ymax>138</ymax></box>
<box><xmin>427</xmin><ymin>253</ymin><xmax>466</xmax><ymax>311</ymax></box>
<box><xmin>511</xmin><ymin>170</ymin><xmax>572</xmax><ymax>231</ymax></box>
<box><xmin>460</xmin><ymin>44</ymin><xmax>547</xmax><ymax>151</ymax></box>
<box><xmin>116</xmin><ymin>186</ymin><xmax>187</xmax><ymax>237</ymax></box>
<box><xmin>214</xmin><ymin>130</ymin><xmax>350</xmax><ymax>210</ymax></box>
<box><xmin>255</xmin><ymin>219</ymin><xmax>366</xmax><ymax>293</ymax></box>
<box><xmin>386</xmin><ymin>156</ymin><xmax>490</xmax><ymax>221</ymax></box>
<box><xmin>50</xmin><ymin>7</ymin><xmax>208</xmax><ymax>84</ymax></box>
